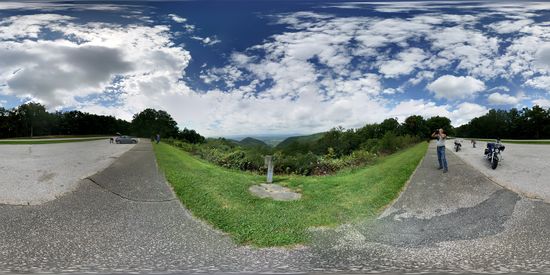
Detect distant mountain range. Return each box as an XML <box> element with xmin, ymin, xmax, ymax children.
<box><xmin>237</xmin><ymin>137</ymin><xmax>269</xmax><ymax>147</ymax></box>
<box><xmin>226</xmin><ymin>132</ymin><xmax>326</xmax><ymax>148</ymax></box>
<box><xmin>274</xmin><ymin>132</ymin><xmax>325</xmax><ymax>150</ymax></box>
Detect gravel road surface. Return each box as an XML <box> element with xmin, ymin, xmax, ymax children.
<box><xmin>0</xmin><ymin>140</ymin><xmax>134</xmax><ymax>205</ymax></box>
<box><xmin>450</xmin><ymin>140</ymin><xmax>550</xmax><ymax>202</ymax></box>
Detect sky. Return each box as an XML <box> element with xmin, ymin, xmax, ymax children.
<box><xmin>1</xmin><ymin>1</ymin><xmax>550</xmax><ymax>137</ymax></box>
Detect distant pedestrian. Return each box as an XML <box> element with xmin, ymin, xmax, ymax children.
<box><xmin>471</xmin><ymin>139</ymin><xmax>476</xmax><ymax>148</ymax></box>
<box><xmin>155</xmin><ymin>133</ymin><xmax>160</xmax><ymax>144</ymax></box>
<box><xmin>109</xmin><ymin>137</ymin><xmax>114</xmax><ymax>144</ymax></box>
<box><xmin>431</xmin><ymin>128</ymin><xmax>448</xmax><ymax>173</ymax></box>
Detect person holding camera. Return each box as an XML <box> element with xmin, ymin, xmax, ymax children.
<box><xmin>431</xmin><ymin>128</ymin><xmax>448</xmax><ymax>173</ymax></box>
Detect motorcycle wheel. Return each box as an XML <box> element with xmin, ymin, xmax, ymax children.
<box><xmin>491</xmin><ymin>156</ymin><xmax>499</xmax><ymax>169</ymax></box>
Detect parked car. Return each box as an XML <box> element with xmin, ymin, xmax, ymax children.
<box><xmin>115</xmin><ymin>135</ymin><xmax>138</xmax><ymax>144</ymax></box>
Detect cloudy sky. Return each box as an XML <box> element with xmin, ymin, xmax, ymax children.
<box><xmin>1</xmin><ymin>1</ymin><xmax>550</xmax><ymax>136</ymax></box>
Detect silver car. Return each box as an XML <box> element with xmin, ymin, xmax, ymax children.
<box><xmin>115</xmin><ymin>135</ymin><xmax>138</xmax><ymax>144</ymax></box>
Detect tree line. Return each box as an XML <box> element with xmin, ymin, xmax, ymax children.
<box><xmin>455</xmin><ymin>105</ymin><xmax>550</xmax><ymax>139</ymax></box>
<box><xmin>280</xmin><ymin>115</ymin><xmax>453</xmax><ymax>157</ymax></box>
<box><xmin>0</xmin><ymin>102</ymin><xmax>205</xmax><ymax>143</ymax></box>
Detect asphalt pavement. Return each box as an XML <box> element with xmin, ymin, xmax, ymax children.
<box><xmin>309</xmin><ymin>142</ymin><xmax>550</xmax><ymax>273</ymax></box>
<box><xmin>0</xmin><ymin>140</ymin><xmax>134</xmax><ymax>205</ymax></box>
<box><xmin>452</xmin><ymin>140</ymin><xmax>550</xmax><ymax>202</ymax></box>
<box><xmin>1</xmin><ymin>141</ymin><xmax>550</xmax><ymax>273</ymax></box>
<box><xmin>0</xmin><ymin>142</ymin><xmax>307</xmax><ymax>273</ymax></box>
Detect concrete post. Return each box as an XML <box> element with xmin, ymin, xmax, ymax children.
<box><xmin>265</xmin><ymin>155</ymin><xmax>273</xmax><ymax>184</ymax></box>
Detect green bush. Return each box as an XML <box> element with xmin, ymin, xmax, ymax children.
<box><xmin>165</xmin><ymin>132</ymin><xmax>418</xmax><ymax>176</ymax></box>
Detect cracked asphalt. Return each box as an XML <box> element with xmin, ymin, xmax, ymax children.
<box><xmin>0</xmin><ymin>142</ymin><xmax>308</xmax><ymax>273</ymax></box>
<box><xmin>1</xmin><ymin>141</ymin><xmax>550</xmax><ymax>273</ymax></box>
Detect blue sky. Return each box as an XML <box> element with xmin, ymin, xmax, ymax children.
<box><xmin>1</xmin><ymin>1</ymin><xmax>550</xmax><ymax>136</ymax></box>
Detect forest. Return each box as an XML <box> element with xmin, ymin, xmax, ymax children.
<box><xmin>455</xmin><ymin>106</ymin><xmax>550</xmax><ymax>139</ymax></box>
<box><xmin>0</xmin><ymin>102</ymin><xmax>203</xmax><ymax>143</ymax></box>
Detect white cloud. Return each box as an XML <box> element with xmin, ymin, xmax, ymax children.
<box><xmin>488</xmin><ymin>19</ymin><xmax>533</xmax><ymax>33</ymax></box>
<box><xmin>487</xmin><ymin>92</ymin><xmax>520</xmax><ymax>105</ymax></box>
<box><xmin>449</xmin><ymin>102</ymin><xmax>489</xmax><ymax>126</ymax></box>
<box><xmin>532</xmin><ymin>98</ymin><xmax>550</xmax><ymax>107</ymax></box>
<box><xmin>2</xmin><ymin>7</ymin><xmax>549</xmax><ymax>136</ymax></box>
<box><xmin>191</xmin><ymin>36</ymin><xmax>221</xmax><ymax>46</ymax></box>
<box><xmin>389</xmin><ymin>99</ymin><xmax>450</xmax><ymax>121</ymax></box>
<box><xmin>427</xmin><ymin>75</ymin><xmax>486</xmax><ymax>100</ymax></box>
<box><xmin>378</xmin><ymin>48</ymin><xmax>427</xmax><ymax>78</ymax></box>
<box><xmin>525</xmin><ymin>75</ymin><xmax>550</xmax><ymax>91</ymax></box>
<box><xmin>535</xmin><ymin>44</ymin><xmax>550</xmax><ymax>70</ymax></box>
<box><xmin>0</xmin><ymin>14</ymin><xmax>73</xmax><ymax>40</ymax></box>
<box><xmin>168</xmin><ymin>14</ymin><xmax>186</xmax><ymax>23</ymax></box>
<box><xmin>0</xmin><ymin>14</ymin><xmax>191</xmax><ymax>109</ymax></box>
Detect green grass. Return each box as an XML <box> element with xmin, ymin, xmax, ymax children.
<box><xmin>153</xmin><ymin>142</ymin><xmax>428</xmax><ymax>247</ymax></box>
<box><xmin>0</xmin><ymin>137</ymin><xmax>108</xmax><ymax>144</ymax></box>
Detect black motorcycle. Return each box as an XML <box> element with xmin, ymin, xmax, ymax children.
<box><xmin>484</xmin><ymin>142</ymin><xmax>505</xmax><ymax>169</ymax></box>
<box><xmin>454</xmin><ymin>140</ymin><xmax>462</xmax><ymax>152</ymax></box>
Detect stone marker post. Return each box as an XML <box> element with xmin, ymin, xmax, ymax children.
<box><xmin>265</xmin><ymin>155</ymin><xmax>274</xmax><ymax>184</ymax></box>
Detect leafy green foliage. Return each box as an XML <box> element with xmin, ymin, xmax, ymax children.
<box><xmin>426</xmin><ymin>116</ymin><xmax>454</xmax><ymax>136</ymax></box>
<box><xmin>0</xmin><ymin>103</ymin><xmax>206</xmax><ymax>144</ymax></box>
<box><xmin>165</xmin><ymin>115</ymin><xmax>424</xmax><ymax>176</ymax></box>
<box><xmin>131</xmin><ymin>108</ymin><xmax>178</xmax><ymax>138</ymax></box>
<box><xmin>455</xmin><ymin>106</ymin><xmax>550</xmax><ymax>139</ymax></box>
<box><xmin>275</xmin><ymin>132</ymin><xmax>325</xmax><ymax>151</ymax></box>
<box><xmin>0</xmin><ymin>103</ymin><xmax>130</xmax><ymax>138</ymax></box>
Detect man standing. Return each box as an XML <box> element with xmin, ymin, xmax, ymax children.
<box><xmin>431</xmin><ymin>128</ymin><xmax>448</xmax><ymax>173</ymax></box>
<box><xmin>155</xmin><ymin>133</ymin><xmax>160</xmax><ymax>144</ymax></box>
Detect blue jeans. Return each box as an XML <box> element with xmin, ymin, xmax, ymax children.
<box><xmin>437</xmin><ymin>146</ymin><xmax>448</xmax><ymax>171</ymax></box>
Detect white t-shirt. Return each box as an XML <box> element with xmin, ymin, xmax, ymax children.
<box><xmin>436</xmin><ymin>135</ymin><xmax>446</xmax><ymax>147</ymax></box>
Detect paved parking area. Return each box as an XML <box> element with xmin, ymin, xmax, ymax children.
<box><xmin>0</xmin><ymin>140</ymin><xmax>134</xmax><ymax>205</ymax></box>
<box><xmin>450</xmin><ymin>140</ymin><xmax>550</xmax><ymax>202</ymax></box>
<box><xmin>2</xmin><ymin>141</ymin><xmax>550</xmax><ymax>273</ymax></box>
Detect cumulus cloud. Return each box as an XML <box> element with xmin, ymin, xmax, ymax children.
<box><xmin>488</xmin><ymin>19</ymin><xmax>533</xmax><ymax>33</ymax></box>
<box><xmin>525</xmin><ymin>75</ymin><xmax>550</xmax><ymax>91</ymax></box>
<box><xmin>532</xmin><ymin>98</ymin><xmax>550</xmax><ymax>107</ymax></box>
<box><xmin>168</xmin><ymin>14</ymin><xmax>186</xmax><ymax>23</ymax></box>
<box><xmin>487</xmin><ymin>92</ymin><xmax>520</xmax><ymax>105</ymax></box>
<box><xmin>535</xmin><ymin>44</ymin><xmax>550</xmax><ymax>69</ymax></box>
<box><xmin>0</xmin><ymin>14</ymin><xmax>191</xmax><ymax>110</ymax></box>
<box><xmin>1</xmin><ymin>4</ymin><xmax>550</xmax><ymax>136</ymax></box>
<box><xmin>449</xmin><ymin>102</ymin><xmax>489</xmax><ymax>126</ymax></box>
<box><xmin>427</xmin><ymin>75</ymin><xmax>486</xmax><ymax>100</ymax></box>
<box><xmin>378</xmin><ymin>48</ymin><xmax>427</xmax><ymax>78</ymax></box>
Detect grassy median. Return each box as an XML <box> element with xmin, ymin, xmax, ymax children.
<box><xmin>154</xmin><ymin>141</ymin><xmax>428</xmax><ymax>247</ymax></box>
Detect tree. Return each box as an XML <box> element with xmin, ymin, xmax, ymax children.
<box><xmin>380</xmin><ymin>118</ymin><xmax>400</xmax><ymax>134</ymax></box>
<box><xmin>178</xmin><ymin>128</ymin><xmax>206</xmax><ymax>144</ymax></box>
<box><xmin>426</xmin><ymin>116</ymin><xmax>453</xmax><ymax>136</ymax></box>
<box><xmin>525</xmin><ymin>105</ymin><xmax>550</xmax><ymax>139</ymax></box>
<box><xmin>15</xmin><ymin>102</ymin><xmax>49</xmax><ymax>137</ymax></box>
<box><xmin>403</xmin><ymin>115</ymin><xmax>428</xmax><ymax>137</ymax></box>
<box><xmin>131</xmin><ymin>108</ymin><xmax>179</xmax><ymax>138</ymax></box>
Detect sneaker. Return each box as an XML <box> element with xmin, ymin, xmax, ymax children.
<box><xmin>438</xmin><ymin>167</ymin><xmax>443</xmax><ymax>170</ymax></box>
<box><xmin>443</xmin><ymin>169</ymin><xmax>448</xmax><ymax>173</ymax></box>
